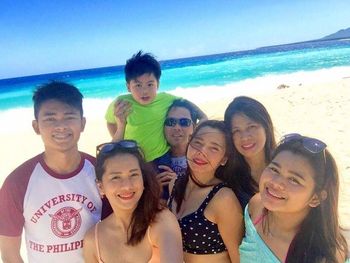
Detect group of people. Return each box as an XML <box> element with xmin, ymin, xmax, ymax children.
<box><xmin>0</xmin><ymin>51</ymin><xmax>348</xmax><ymax>263</ymax></box>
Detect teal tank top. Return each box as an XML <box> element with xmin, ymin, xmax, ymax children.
<box><xmin>239</xmin><ymin>205</ymin><xmax>281</xmax><ymax>263</ymax></box>
<box><xmin>239</xmin><ymin>205</ymin><xmax>350</xmax><ymax>263</ymax></box>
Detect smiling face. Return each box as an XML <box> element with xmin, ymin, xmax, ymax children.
<box><xmin>32</xmin><ymin>99</ymin><xmax>85</xmax><ymax>154</ymax></box>
<box><xmin>98</xmin><ymin>153</ymin><xmax>144</xmax><ymax>212</ymax></box>
<box><xmin>231</xmin><ymin>113</ymin><xmax>266</xmax><ymax>162</ymax></box>
<box><xmin>187</xmin><ymin>126</ymin><xmax>227</xmax><ymax>177</ymax></box>
<box><xmin>259</xmin><ymin>150</ymin><xmax>321</xmax><ymax>214</ymax></box>
<box><xmin>127</xmin><ymin>73</ymin><xmax>158</xmax><ymax>105</ymax></box>
<box><xmin>164</xmin><ymin>106</ymin><xmax>194</xmax><ymax>150</ymax></box>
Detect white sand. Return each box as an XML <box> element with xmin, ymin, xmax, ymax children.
<box><xmin>198</xmin><ymin>75</ymin><xmax>350</xmax><ymax>247</ymax></box>
<box><xmin>0</xmin><ymin>69</ymin><xmax>349</xmax><ymax>260</ymax></box>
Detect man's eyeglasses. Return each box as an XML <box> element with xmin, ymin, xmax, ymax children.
<box><xmin>164</xmin><ymin>117</ymin><xmax>192</xmax><ymax>127</ymax></box>
<box><xmin>96</xmin><ymin>140</ymin><xmax>138</xmax><ymax>157</ymax></box>
<box><xmin>279</xmin><ymin>133</ymin><xmax>327</xmax><ymax>154</ymax></box>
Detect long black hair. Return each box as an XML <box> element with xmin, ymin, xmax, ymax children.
<box><xmin>96</xmin><ymin>144</ymin><xmax>162</xmax><ymax>245</ymax></box>
<box><xmin>224</xmin><ymin>96</ymin><xmax>276</xmax><ymax>193</ymax></box>
<box><xmin>172</xmin><ymin>120</ymin><xmax>253</xmax><ymax>212</ymax></box>
<box><xmin>271</xmin><ymin>138</ymin><xmax>348</xmax><ymax>263</ymax></box>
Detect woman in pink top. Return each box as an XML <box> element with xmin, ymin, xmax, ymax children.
<box><xmin>83</xmin><ymin>140</ymin><xmax>183</xmax><ymax>263</ymax></box>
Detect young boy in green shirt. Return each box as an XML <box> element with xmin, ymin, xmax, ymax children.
<box><xmin>105</xmin><ymin>51</ymin><xmax>206</xmax><ymax>163</ymax></box>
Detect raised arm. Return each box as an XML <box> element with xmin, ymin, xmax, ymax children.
<box><xmin>106</xmin><ymin>99</ymin><xmax>131</xmax><ymax>141</ymax></box>
<box><xmin>150</xmin><ymin>209</ymin><xmax>183</xmax><ymax>263</ymax></box>
<box><xmin>0</xmin><ymin>235</ymin><xmax>24</xmax><ymax>263</ymax></box>
<box><xmin>186</xmin><ymin>100</ymin><xmax>208</xmax><ymax>122</ymax></box>
<box><xmin>106</xmin><ymin>122</ymin><xmax>118</xmax><ymax>138</ymax></box>
<box><xmin>110</xmin><ymin>122</ymin><xmax>126</xmax><ymax>142</ymax></box>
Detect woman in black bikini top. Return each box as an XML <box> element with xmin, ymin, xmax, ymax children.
<box><xmin>169</xmin><ymin>120</ymin><xmax>244</xmax><ymax>263</ymax></box>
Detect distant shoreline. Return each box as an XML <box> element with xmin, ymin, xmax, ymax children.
<box><xmin>257</xmin><ymin>36</ymin><xmax>350</xmax><ymax>50</ymax></box>
<box><xmin>1</xmin><ymin>38</ymin><xmax>349</xmax><ymax>82</ymax></box>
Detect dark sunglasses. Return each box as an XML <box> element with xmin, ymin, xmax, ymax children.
<box><xmin>96</xmin><ymin>140</ymin><xmax>138</xmax><ymax>157</ymax></box>
<box><xmin>279</xmin><ymin>133</ymin><xmax>327</xmax><ymax>154</ymax></box>
<box><xmin>164</xmin><ymin>117</ymin><xmax>192</xmax><ymax>127</ymax></box>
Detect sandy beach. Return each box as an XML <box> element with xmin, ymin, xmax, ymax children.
<box><xmin>0</xmin><ymin>70</ymin><xmax>349</xmax><ymax>258</ymax></box>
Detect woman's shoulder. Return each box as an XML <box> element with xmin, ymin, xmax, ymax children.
<box><xmin>248</xmin><ymin>193</ymin><xmax>264</xmax><ymax>222</ymax></box>
<box><xmin>83</xmin><ymin>221</ymin><xmax>100</xmax><ymax>250</ymax></box>
<box><xmin>211</xmin><ymin>186</ymin><xmax>242</xmax><ymax>212</ymax></box>
<box><xmin>86</xmin><ymin>214</ymin><xmax>114</xmax><ymax>238</ymax></box>
<box><xmin>214</xmin><ymin>185</ymin><xmax>240</xmax><ymax>202</ymax></box>
<box><xmin>150</xmin><ymin>208</ymin><xmax>181</xmax><ymax>242</ymax></box>
<box><xmin>154</xmin><ymin>208</ymin><xmax>178</xmax><ymax>225</ymax></box>
<box><xmin>84</xmin><ymin>223</ymin><xmax>96</xmax><ymax>241</ymax></box>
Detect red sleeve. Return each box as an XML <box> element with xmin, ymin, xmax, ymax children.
<box><xmin>0</xmin><ymin>155</ymin><xmax>41</xmax><ymax>236</ymax></box>
<box><xmin>80</xmin><ymin>151</ymin><xmax>96</xmax><ymax>166</ymax></box>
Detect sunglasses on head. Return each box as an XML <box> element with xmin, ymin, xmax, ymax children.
<box><xmin>96</xmin><ymin>140</ymin><xmax>138</xmax><ymax>157</ymax></box>
<box><xmin>164</xmin><ymin>117</ymin><xmax>192</xmax><ymax>127</ymax></box>
<box><xmin>279</xmin><ymin>133</ymin><xmax>327</xmax><ymax>154</ymax></box>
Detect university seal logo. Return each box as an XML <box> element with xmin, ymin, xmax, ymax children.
<box><xmin>50</xmin><ymin>206</ymin><xmax>82</xmax><ymax>238</ymax></box>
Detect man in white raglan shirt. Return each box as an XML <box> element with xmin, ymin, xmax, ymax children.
<box><xmin>0</xmin><ymin>81</ymin><xmax>102</xmax><ymax>263</ymax></box>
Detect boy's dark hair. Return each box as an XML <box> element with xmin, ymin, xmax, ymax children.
<box><xmin>166</xmin><ymin>98</ymin><xmax>199</xmax><ymax>124</ymax></box>
<box><xmin>124</xmin><ymin>50</ymin><xmax>161</xmax><ymax>83</ymax></box>
<box><xmin>32</xmin><ymin>81</ymin><xmax>83</xmax><ymax>119</ymax></box>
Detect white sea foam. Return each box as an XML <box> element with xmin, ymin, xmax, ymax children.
<box><xmin>166</xmin><ymin>66</ymin><xmax>350</xmax><ymax>104</ymax></box>
<box><xmin>0</xmin><ymin>107</ymin><xmax>34</xmax><ymax>133</ymax></box>
<box><xmin>1</xmin><ymin>66</ymin><xmax>349</xmax><ymax>133</ymax></box>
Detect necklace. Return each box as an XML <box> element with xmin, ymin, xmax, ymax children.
<box><xmin>189</xmin><ymin>173</ymin><xmax>216</xmax><ymax>187</ymax></box>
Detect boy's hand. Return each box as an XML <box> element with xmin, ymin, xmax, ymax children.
<box><xmin>114</xmin><ymin>100</ymin><xmax>132</xmax><ymax>125</ymax></box>
<box><xmin>156</xmin><ymin>165</ymin><xmax>177</xmax><ymax>187</ymax></box>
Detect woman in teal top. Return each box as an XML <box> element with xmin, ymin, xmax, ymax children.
<box><xmin>239</xmin><ymin>134</ymin><xmax>349</xmax><ymax>263</ymax></box>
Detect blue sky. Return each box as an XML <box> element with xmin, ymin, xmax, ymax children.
<box><xmin>0</xmin><ymin>0</ymin><xmax>349</xmax><ymax>79</ymax></box>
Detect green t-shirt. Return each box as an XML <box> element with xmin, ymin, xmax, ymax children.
<box><xmin>105</xmin><ymin>92</ymin><xmax>178</xmax><ymax>162</ymax></box>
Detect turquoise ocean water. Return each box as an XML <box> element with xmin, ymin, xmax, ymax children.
<box><xmin>0</xmin><ymin>39</ymin><xmax>349</xmax><ymax>112</ymax></box>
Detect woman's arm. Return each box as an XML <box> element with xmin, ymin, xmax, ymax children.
<box><xmin>213</xmin><ymin>188</ymin><xmax>244</xmax><ymax>263</ymax></box>
<box><xmin>150</xmin><ymin>209</ymin><xmax>183</xmax><ymax>263</ymax></box>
